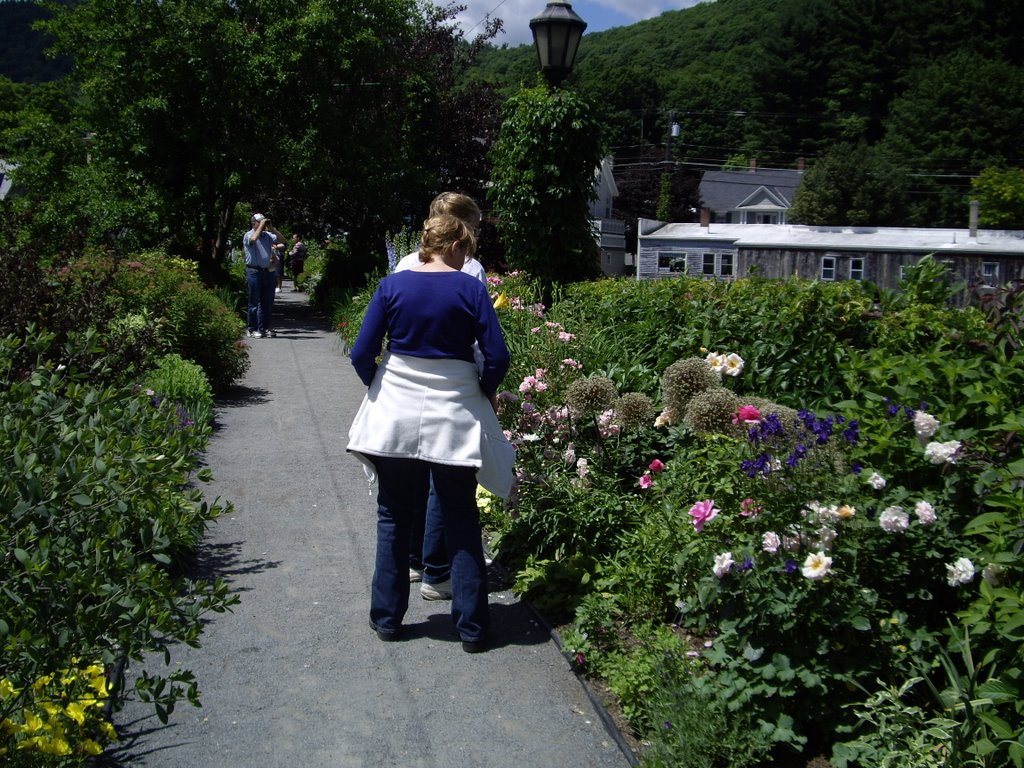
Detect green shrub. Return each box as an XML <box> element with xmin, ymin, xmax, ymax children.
<box><xmin>142</xmin><ymin>353</ymin><xmax>215</xmax><ymax>427</ymax></box>
<box><xmin>0</xmin><ymin>330</ymin><xmax>237</xmax><ymax>749</ymax></box>
<box><xmin>54</xmin><ymin>251</ymin><xmax>249</xmax><ymax>392</ymax></box>
<box><xmin>311</xmin><ymin>240</ymin><xmax>383</xmax><ymax>312</ymax></box>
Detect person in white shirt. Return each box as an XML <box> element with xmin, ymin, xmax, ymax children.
<box><xmin>393</xmin><ymin>193</ymin><xmax>488</xmax><ymax>602</ymax></box>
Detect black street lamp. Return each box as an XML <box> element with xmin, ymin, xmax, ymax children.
<box><xmin>530</xmin><ymin>1</ymin><xmax>587</xmax><ymax>87</ymax></box>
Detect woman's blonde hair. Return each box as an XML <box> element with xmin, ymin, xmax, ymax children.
<box><xmin>428</xmin><ymin>192</ymin><xmax>481</xmax><ymax>224</ymax></box>
<box><xmin>419</xmin><ymin>214</ymin><xmax>477</xmax><ymax>263</ymax></box>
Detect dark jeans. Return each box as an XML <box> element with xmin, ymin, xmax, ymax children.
<box><xmin>370</xmin><ymin>457</ymin><xmax>489</xmax><ymax>642</ymax></box>
<box><xmin>246</xmin><ymin>268</ymin><xmax>274</xmax><ymax>332</ymax></box>
<box><xmin>409</xmin><ymin>480</ymin><xmax>451</xmax><ymax>584</ymax></box>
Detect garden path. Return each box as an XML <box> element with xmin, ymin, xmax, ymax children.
<box><xmin>105</xmin><ymin>281</ymin><xmax>632</xmax><ymax>767</ymax></box>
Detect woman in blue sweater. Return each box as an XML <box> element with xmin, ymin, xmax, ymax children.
<box><xmin>347</xmin><ymin>214</ymin><xmax>513</xmax><ymax>652</ymax></box>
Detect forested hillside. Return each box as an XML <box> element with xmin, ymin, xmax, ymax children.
<box><xmin>0</xmin><ymin>0</ymin><xmax>73</xmax><ymax>82</ymax></box>
<box><xmin>469</xmin><ymin>0</ymin><xmax>1024</xmax><ymax>228</ymax></box>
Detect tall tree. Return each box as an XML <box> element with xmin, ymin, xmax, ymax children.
<box><xmin>971</xmin><ymin>167</ymin><xmax>1024</xmax><ymax>230</ymax></box>
<box><xmin>787</xmin><ymin>142</ymin><xmax>910</xmax><ymax>226</ymax></box>
<box><xmin>488</xmin><ymin>83</ymin><xmax>605</xmax><ymax>289</ymax></box>
<box><xmin>880</xmin><ymin>51</ymin><xmax>1024</xmax><ymax>226</ymax></box>
<box><xmin>20</xmin><ymin>0</ymin><xmax>499</xmax><ymax>262</ymax></box>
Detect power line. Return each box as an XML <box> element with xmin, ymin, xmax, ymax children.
<box><xmin>464</xmin><ymin>0</ymin><xmax>510</xmax><ymax>37</ymax></box>
<box><xmin>611</xmin><ymin>158</ymin><xmax>984</xmax><ymax>183</ymax></box>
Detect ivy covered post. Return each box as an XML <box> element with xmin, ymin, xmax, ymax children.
<box><xmin>487</xmin><ymin>82</ymin><xmax>606</xmax><ymax>292</ymax></box>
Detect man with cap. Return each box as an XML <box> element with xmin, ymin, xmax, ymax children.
<box><xmin>243</xmin><ymin>213</ymin><xmax>283</xmax><ymax>338</ymax></box>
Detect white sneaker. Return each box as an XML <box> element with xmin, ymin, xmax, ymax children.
<box><xmin>409</xmin><ymin>568</ymin><xmax>423</xmax><ymax>583</ymax></box>
<box><xmin>275</xmin><ymin>287</ymin><xmax>281</xmax><ymax>293</ymax></box>
<box><xmin>420</xmin><ymin>579</ymin><xmax>452</xmax><ymax>601</ymax></box>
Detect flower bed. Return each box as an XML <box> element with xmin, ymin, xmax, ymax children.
<box><xmin>339</xmin><ymin>268</ymin><xmax>1023</xmax><ymax>766</ymax></box>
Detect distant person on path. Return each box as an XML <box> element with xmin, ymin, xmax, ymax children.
<box><xmin>273</xmin><ymin>239</ymin><xmax>286</xmax><ymax>294</ymax></box>
<box><xmin>243</xmin><ymin>213</ymin><xmax>283</xmax><ymax>338</ymax></box>
<box><xmin>289</xmin><ymin>233</ymin><xmax>308</xmax><ymax>291</ymax></box>
<box><xmin>347</xmin><ymin>214</ymin><xmax>514</xmax><ymax>653</ymax></box>
<box><xmin>394</xmin><ymin>192</ymin><xmax>486</xmax><ymax>601</ymax></box>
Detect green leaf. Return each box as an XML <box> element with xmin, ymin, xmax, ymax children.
<box><xmin>849</xmin><ymin>615</ymin><xmax>871</xmax><ymax>631</ymax></box>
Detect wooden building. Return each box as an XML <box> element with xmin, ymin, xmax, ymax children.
<box><xmin>636</xmin><ymin>221</ymin><xmax>1024</xmax><ymax>293</ymax></box>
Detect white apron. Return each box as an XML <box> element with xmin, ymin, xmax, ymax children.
<box><xmin>347</xmin><ymin>352</ymin><xmax>516</xmax><ymax>497</ymax></box>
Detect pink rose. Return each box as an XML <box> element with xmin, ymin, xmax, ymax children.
<box><xmin>739</xmin><ymin>497</ymin><xmax>762</xmax><ymax>517</ymax></box>
<box><xmin>689</xmin><ymin>499</ymin><xmax>718</xmax><ymax>532</ymax></box>
<box><xmin>648</xmin><ymin>459</ymin><xmax>666</xmax><ymax>473</ymax></box>
<box><xmin>732</xmin><ymin>405</ymin><xmax>762</xmax><ymax>425</ymax></box>
<box><xmin>639</xmin><ymin>473</ymin><xmax>654</xmax><ymax>489</ymax></box>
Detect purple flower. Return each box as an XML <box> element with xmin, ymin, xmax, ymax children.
<box><xmin>740</xmin><ymin>557</ymin><xmax>755</xmax><ymax>571</ymax></box>
<box><xmin>842</xmin><ymin>420</ymin><xmax>860</xmax><ymax>444</ymax></box>
<box><xmin>784</xmin><ymin>559</ymin><xmax>799</xmax><ymax>574</ymax></box>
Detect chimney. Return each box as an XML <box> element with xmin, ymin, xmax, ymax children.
<box><xmin>969</xmin><ymin>199</ymin><xmax>979</xmax><ymax>238</ymax></box>
<box><xmin>797</xmin><ymin>157</ymin><xmax>806</xmax><ymax>172</ymax></box>
<box><xmin>748</xmin><ymin>157</ymin><xmax>757</xmax><ymax>172</ymax></box>
<box><xmin>700</xmin><ymin>208</ymin><xmax>710</xmax><ymax>228</ymax></box>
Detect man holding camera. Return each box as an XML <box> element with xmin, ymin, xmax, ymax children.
<box><xmin>243</xmin><ymin>212</ymin><xmax>282</xmax><ymax>338</ymax></box>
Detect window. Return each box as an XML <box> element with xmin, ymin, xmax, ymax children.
<box><xmin>820</xmin><ymin>256</ymin><xmax>836</xmax><ymax>281</ymax></box>
<box><xmin>850</xmin><ymin>258</ymin><xmax>864</xmax><ymax>281</ymax></box>
<box><xmin>982</xmin><ymin>262</ymin><xmax>999</xmax><ymax>283</ymax></box>
<box><xmin>703</xmin><ymin>253</ymin><xmax>716</xmax><ymax>275</ymax></box>
<box><xmin>657</xmin><ymin>253</ymin><xmax>675</xmax><ymax>271</ymax></box>
<box><xmin>720</xmin><ymin>253</ymin><xmax>734</xmax><ymax>277</ymax></box>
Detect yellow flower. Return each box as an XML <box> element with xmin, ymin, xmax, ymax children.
<box><xmin>32</xmin><ymin>674</ymin><xmax>53</xmax><ymax>692</ymax></box>
<box><xmin>836</xmin><ymin>504</ymin><xmax>856</xmax><ymax>519</ymax></box>
<box><xmin>42</xmin><ymin>701</ymin><xmax>61</xmax><ymax>718</ymax></box>
<box><xmin>492</xmin><ymin>292</ymin><xmax>509</xmax><ymax>310</ymax></box>
<box><xmin>81</xmin><ymin>738</ymin><xmax>104</xmax><ymax>756</ymax></box>
<box><xmin>22</xmin><ymin>710</ymin><xmax>43</xmax><ymax>732</ymax></box>
<box><xmin>0</xmin><ymin>678</ymin><xmax>17</xmax><ymax>700</ymax></box>
<box><xmin>100</xmin><ymin>720</ymin><xmax>118</xmax><ymax>740</ymax></box>
<box><xmin>65</xmin><ymin>701</ymin><xmax>87</xmax><ymax>726</ymax></box>
<box><xmin>89</xmin><ymin>673</ymin><xmax>109</xmax><ymax>697</ymax></box>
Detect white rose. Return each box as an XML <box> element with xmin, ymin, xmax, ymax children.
<box><xmin>946</xmin><ymin>557</ymin><xmax>975</xmax><ymax>587</ymax></box>
<box><xmin>913</xmin><ymin>411</ymin><xmax>940</xmax><ymax>439</ymax></box>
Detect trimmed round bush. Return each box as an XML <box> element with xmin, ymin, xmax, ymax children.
<box><xmin>661</xmin><ymin>357</ymin><xmax>720</xmax><ymax>419</ymax></box>
<box><xmin>683</xmin><ymin>387</ymin><xmax>740</xmax><ymax>434</ymax></box>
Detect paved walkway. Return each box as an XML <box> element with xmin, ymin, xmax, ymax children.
<box><xmin>106</xmin><ymin>285</ymin><xmax>632</xmax><ymax>768</ymax></box>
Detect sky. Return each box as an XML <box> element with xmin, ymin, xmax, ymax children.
<box><xmin>453</xmin><ymin>0</ymin><xmax>705</xmax><ymax>47</ymax></box>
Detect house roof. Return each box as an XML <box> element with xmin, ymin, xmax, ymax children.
<box><xmin>699</xmin><ymin>168</ymin><xmax>802</xmax><ymax>211</ymax></box>
<box><xmin>639</xmin><ymin>222</ymin><xmax>1024</xmax><ymax>256</ymax></box>
<box><xmin>595</xmin><ymin>156</ymin><xmax>619</xmax><ymax>197</ymax></box>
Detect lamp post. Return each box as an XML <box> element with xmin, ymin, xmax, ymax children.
<box><xmin>530</xmin><ymin>0</ymin><xmax>587</xmax><ymax>87</ymax></box>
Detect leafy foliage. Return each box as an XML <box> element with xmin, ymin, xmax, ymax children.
<box><xmin>0</xmin><ymin>330</ymin><xmax>238</xmax><ymax>751</ymax></box>
<box><xmin>141</xmin><ymin>353</ymin><xmax>215</xmax><ymax>429</ymax></box>
<box><xmin>488</xmin><ymin>84</ymin><xmax>606</xmax><ymax>290</ymax></box>
<box><xmin>971</xmin><ymin>167</ymin><xmax>1024</xmax><ymax>230</ymax></box>
<box><xmin>469</xmin><ymin>268</ymin><xmax>1024</xmax><ymax>766</ymax></box>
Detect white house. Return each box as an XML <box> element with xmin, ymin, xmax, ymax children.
<box><xmin>0</xmin><ymin>160</ymin><xmax>15</xmax><ymax>201</ymax></box>
<box><xmin>590</xmin><ymin>156</ymin><xmax>627</xmax><ymax>276</ymax></box>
